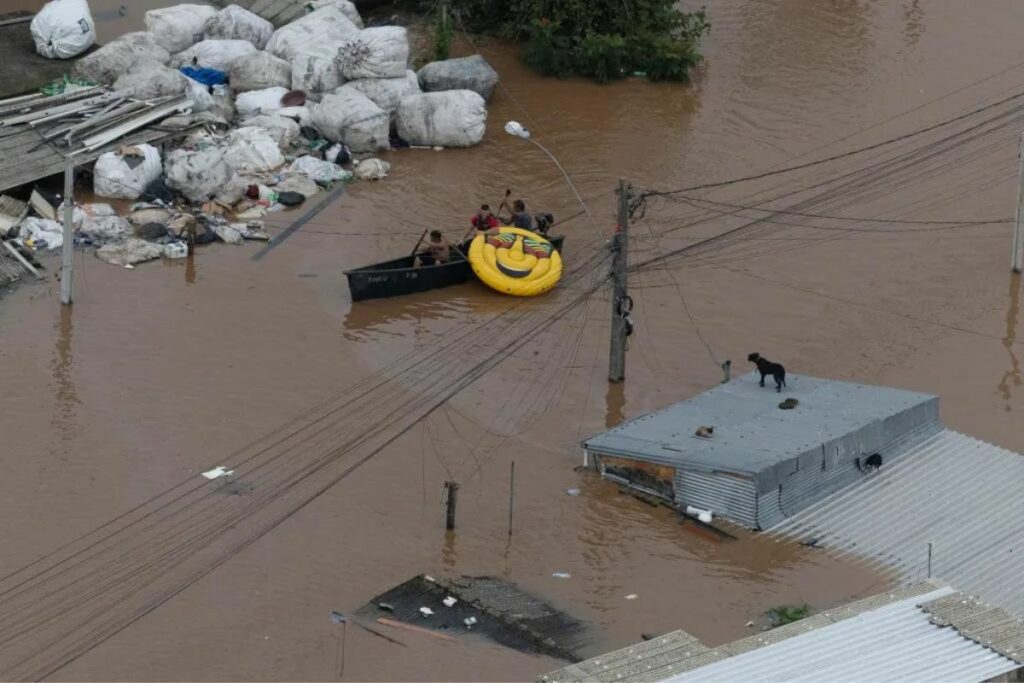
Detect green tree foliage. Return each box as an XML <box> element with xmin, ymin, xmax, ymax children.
<box><xmin>450</xmin><ymin>0</ymin><xmax>710</xmax><ymax>83</ymax></box>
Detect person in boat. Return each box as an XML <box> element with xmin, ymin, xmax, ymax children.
<box><xmin>502</xmin><ymin>199</ymin><xmax>534</xmax><ymax>231</ymax></box>
<box><xmin>460</xmin><ymin>204</ymin><xmax>500</xmax><ymax>243</ymax></box>
<box><xmin>419</xmin><ymin>230</ymin><xmax>451</xmax><ymax>266</ymax></box>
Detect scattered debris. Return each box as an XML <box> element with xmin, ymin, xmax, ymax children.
<box><xmin>625</xmin><ymin>594</ymin><xmax>638</xmax><ymax>600</ymax></box>
<box><xmin>418</xmin><ymin>606</ymin><xmax>434</xmax><ymax>617</ymax></box>
<box><xmin>96</xmin><ymin>238</ymin><xmax>162</xmax><ymax>267</ymax></box>
<box><xmin>463</xmin><ymin>616</ymin><xmax>478</xmax><ymax>628</ymax></box>
<box><xmin>694</xmin><ymin>425</ymin><xmax>714</xmax><ymax>438</ymax></box>
<box><xmin>353</xmin><ymin>158</ymin><xmax>390</xmax><ymax>181</ymax></box>
<box><xmin>201</xmin><ymin>466</ymin><xmax>234</xmax><ymax>480</ymax></box>
<box><xmin>565</xmin><ymin>488</ymin><xmax>581</xmax><ymax>496</ymax></box>
<box><xmin>330</xmin><ymin>611</ymin><xmax>348</xmax><ymax>624</ymax></box>
<box><xmin>442</xmin><ymin>596</ymin><xmax>457</xmax><ymax>608</ymax></box>
<box><xmin>552</xmin><ymin>572</ymin><xmax>571</xmax><ymax>579</ymax></box>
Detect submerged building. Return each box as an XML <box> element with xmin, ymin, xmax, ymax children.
<box><xmin>541</xmin><ymin>581</ymin><xmax>1024</xmax><ymax>683</ymax></box>
<box><xmin>582</xmin><ymin>372</ymin><xmax>940</xmax><ymax>529</ymax></box>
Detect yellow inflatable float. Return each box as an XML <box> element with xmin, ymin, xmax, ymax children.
<box><xmin>468</xmin><ymin>227</ymin><xmax>563</xmax><ymax>297</ymax></box>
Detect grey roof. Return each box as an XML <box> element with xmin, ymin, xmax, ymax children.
<box><xmin>583</xmin><ymin>373</ymin><xmax>938</xmax><ymax>494</ymax></box>
<box><xmin>542</xmin><ymin>582</ymin><xmax>1024</xmax><ymax>683</ymax></box>
<box><xmin>767</xmin><ymin>429</ymin><xmax>1024</xmax><ymax>619</ymax></box>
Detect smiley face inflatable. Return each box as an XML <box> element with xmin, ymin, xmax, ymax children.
<box><xmin>468</xmin><ymin>227</ymin><xmax>563</xmax><ymax>296</ymax></box>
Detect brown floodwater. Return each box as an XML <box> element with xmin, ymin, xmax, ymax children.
<box><xmin>3</xmin><ymin>0</ymin><xmax>1024</xmax><ymax>680</ymax></box>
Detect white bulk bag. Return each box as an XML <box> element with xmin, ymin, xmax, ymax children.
<box><xmin>265</xmin><ymin>6</ymin><xmax>358</xmax><ymax>62</ymax></box>
<box><xmin>74</xmin><ymin>32</ymin><xmax>171</xmax><ymax>84</ymax></box>
<box><xmin>289</xmin><ymin>156</ymin><xmax>351</xmax><ymax>184</ymax></box>
<box><xmin>144</xmin><ymin>4</ymin><xmax>217</xmax><ymax>54</ymax></box>
<box><xmin>230</xmin><ymin>52</ymin><xmax>291</xmax><ymax>92</ymax></box>
<box><xmin>304</xmin><ymin>0</ymin><xmax>363</xmax><ymax>28</ymax></box>
<box><xmin>172</xmin><ymin>39</ymin><xmax>257</xmax><ymax>72</ymax></box>
<box><xmin>31</xmin><ymin>0</ymin><xmax>95</xmax><ymax>59</ymax></box>
<box><xmin>93</xmin><ymin>144</ymin><xmax>163</xmax><ymax>200</ymax></box>
<box><xmin>291</xmin><ymin>48</ymin><xmax>344</xmax><ymax>94</ymax></box>
<box><xmin>235</xmin><ymin>86</ymin><xmax>289</xmax><ymax>118</ymax></box>
<box><xmin>337</xmin><ymin>27</ymin><xmax>409</xmax><ymax>80</ymax></box>
<box><xmin>241</xmin><ymin>115</ymin><xmax>300</xmax><ymax>146</ymax></box>
<box><xmin>164</xmin><ymin>147</ymin><xmax>235</xmax><ymax>202</ymax></box>
<box><xmin>203</xmin><ymin>5</ymin><xmax>274</xmax><ymax>50</ymax></box>
<box><xmin>312</xmin><ymin>90</ymin><xmax>389</xmax><ymax>153</ymax></box>
<box><xmin>113</xmin><ymin>62</ymin><xmax>189</xmax><ymax>100</ymax></box>
<box><xmin>338</xmin><ymin>70</ymin><xmax>419</xmax><ymax>118</ymax></box>
<box><xmin>396</xmin><ymin>91</ymin><xmax>487</xmax><ymax>148</ymax></box>
<box><xmin>223</xmin><ymin>127</ymin><xmax>284</xmax><ymax>175</ymax></box>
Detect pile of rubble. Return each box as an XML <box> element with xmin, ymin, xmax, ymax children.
<box><xmin>5</xmin><ymin>0</ymin><xmax>501</xmax><ymax>268</ymax></box>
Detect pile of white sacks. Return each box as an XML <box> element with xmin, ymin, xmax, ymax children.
<box><xmin>25</xmin><ymin>1</ymin><xmax>500</xmax><ymax>265</ymax></box>
<box><xmin>65</xmin><ymin>2</ymin><xmax>497</xmax><ymax>196</ymax></box>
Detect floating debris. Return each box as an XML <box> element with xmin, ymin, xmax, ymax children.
<box><xmin>442</xmin><ymin>596</ymin><xmax>457</xmax><ymax>607</ymax></box>
<box><xmin>201</xmin><ymin>466</ymin><xmax>234</xmax><ymax>480</ymax></box>
<box><xmin>552</xmin><ymin>572</ymin><xmax>571</xmax><ymax>579</ymax></box>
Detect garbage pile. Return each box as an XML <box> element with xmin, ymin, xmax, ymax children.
<box><xmin>11</xmin><ymin>0</ymin><xmax>502</xmax><ymax>268</ymax></box>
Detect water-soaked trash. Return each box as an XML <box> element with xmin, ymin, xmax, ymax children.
<box><xmin>201</xmin><ymin>466</ymin><xmax>234</xmax><ymax>479</ymax></box>
<box><xmin>566</xmin><ymin>488</ymin><xmax>580</xmax><ymax>496</ymax></box>
<box><xmin>464</xmin><ymin>616</ymin><xmax>477</xmax><ymax>628</ymax></box>
<box><xmin>442</xmin><ymin>596</ymin><xmax>457</xmax><ymax>607</ymax></box>
<box><xmin>552</xmin><ymin>572</ymin><xmax>571</xmax><ymax>579</ymax></box>
<box><xmin>418</xmin><ymin>606</ymin><xmax>434</xmax><ymax>617</ymax></box>
<box><xmin>330</xmin><ymin>611</ymin><xmax>348</xmax><ymax>624</ymax></box>
<box><xmin>625</xmin><ymin>594</ymin><xmax>638</xmax><ymax>600</ymax></box>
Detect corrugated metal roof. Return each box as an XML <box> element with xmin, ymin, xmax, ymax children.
<box><xmin>542</xmin><ymin>582</ymin><xmax>1024</xmax><ymax>683</ymax></box>
<box><xmin>583</xmin><ymin>373</ymin><xmax>938</xmax><ymax>486</ymax></box>
<box><xmin>667</xmin><ymin>586</ymin><xmax>1018</xmax><ymax>683</ymax></box>
<box><xmin>767</xmin><ymin>429</ymin><xmax>1024</xmax><ymax>618</ymax></box>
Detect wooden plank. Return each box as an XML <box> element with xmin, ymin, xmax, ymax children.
<box><xmin>2</xmin><ymin>240</ymin><xmax>42</xmax><ymax>279</ymax></box>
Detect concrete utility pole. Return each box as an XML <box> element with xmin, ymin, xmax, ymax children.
<box><xmin>609</xmin><ymin>179</ymin><xmax>630</xmax><ymax>382</ymax></box>
<box><xmin>1013</xmin><ymin>133</ymin><xmax>1024</xmax><ymax>273</ymax></box>
<box><xmin>60</xmin><ymin>155</ymin><xmax>74</xmax><ymax>305</ymax></box>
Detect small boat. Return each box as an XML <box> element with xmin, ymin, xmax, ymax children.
<box><xmin>346</xmin><ymin>235</ymin><xmax>565</xmax><ymax>302</ymax></box>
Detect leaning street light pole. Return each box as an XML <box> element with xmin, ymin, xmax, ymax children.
<box><xmin>503</xmin><ymin>121</ymin><xmax>594</xmax><ymax>224</ymax></box>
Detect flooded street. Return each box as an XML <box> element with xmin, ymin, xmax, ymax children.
<box><xmin>3</xmin><ymin>0</ymin><xmax>1024</xmax><ymax>679</ymax></box>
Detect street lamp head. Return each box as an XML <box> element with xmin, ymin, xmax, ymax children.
<box><xmin>504</xmin><ymin>120</ymin><xmax>530</xmax><ymax>139</ymax></box>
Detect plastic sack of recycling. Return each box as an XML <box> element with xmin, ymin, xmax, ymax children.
<box><xmin>291</xmin><ymin>48</ymin><xmax>344</xmax><ymax>94</ymax></box>
<box><xmin>223</xmin><ymin>127</ymin><xmax>284</xmax><ymax>175</ymax></box>
<box><xmin>230</xmin><ymin>52</ymin><xmax>291</xmax><ymax>92</ymax></box>
<box><xmin>164</xmin><ymin>147</ymin><xmax>235</xmax><ymax>202</ymax></box>
<box><xmin>93</xmin><ymin>144</ymin><xmax>163</xmax><ymax>200</ymax></box>
<box><xmin>337</xmin><ymin>27</ymin><xmax>409</xmax><ymax>80</ymax></box>
<box><xmin>337</xmin><ymin>70</ymin><xmax>419</xmax><ymax>118</ymax></box>
<box><xmin>144</xmin><ymin>4</ymin><xmax>217</xmax><ymax>54</ymax></box>
<box><xmin>203</xmin><ymin>5</ymin><xmax>274</xmax><ymax>50</ymax></box>
<box><xmin>74</xmin><ymin>32</ymin><xmax>171</xmax><ymax>84</ymax></box>
<box><xmin>235</xmin><ymin>86</ymin><xmax>289</xmax><ymax>118</ymax></box>
<box><xmin>31</xmin><ymin>0</ymin><xmax>96</xmax><ymax>59</ymax></box>
<box><xmin>265</xmin><ymin>6</ymin><xmax>358</xmax><ymax>62</ymax></box>
<box><xmin>19</xmin><ymin>218</ymin><xmax>64</xmax><ymax>250</ymax></box>
<box><xmin>311</xmin><ymin>90</ymin><xmax>389</xmax><ymax>153</ymax></box>
<box><xmin>289</xmin><ymin>156</ymin><xmax>352</xmax><ymax>184</ymax></box>
<box><xmin>396</xmin><ymin>90</ymin><xmax>486</xmax><ymax>148</ymax></box>
<box><xmin>304</xmin><ymin>0</ymin><xmax>363</xmax><ymax>28</ymax></box>
<box><xmin>417</xmin><ymin>54</ymin><xmax>499</xmax><ymax>101</ymax></box>
<box><xmin>353</xmin><ymin>158</ymin><xmax>389</xmax><ymax>181</ymax></box>
<box><xmin>113</xmin><ymin>62</ymin><xmax>189</xmax><ymax>100</ymax></box>
<box><xmin>242</xmin><ymin>115</ymin><xmax>300</xmax><ymax>146</ymax></box>
<box><xmin>171</xmin><ymin>39</ymin><xmax>257</xmax><ymax>72</ymax></box>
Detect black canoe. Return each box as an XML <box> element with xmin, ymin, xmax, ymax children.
<box><xmin>345</xmin><ymin>236</ymin><xmax>565</xmax><ymax>302</ymax></box>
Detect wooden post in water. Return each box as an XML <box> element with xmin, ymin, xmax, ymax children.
<box><xmin>508</xmin><ymin>460</ymin><xmax>515</xmax><ymax>537</ymax></box>
<box><xmin>444</xmin><ymin>481</ymin><xmax>459</xmax><ymax>530</ymax></box>
<box><xmin>1013</xmin><ymin>133</ymin><xmax>1024</xmax><ymax>273</ymax></box>
<box><xmin>60</xmin><ymin>155</ymin><xmax>75</xmax><ymax>305</ymax></box>
<box><xmin>609</xmin><ymin>179</ymin><xmax>630</xmax><ymax>382</ymax></box>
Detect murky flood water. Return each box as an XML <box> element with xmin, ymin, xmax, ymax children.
<box><xmin>3</xmin><ymin>0</ymin><xmax>1024</xmax><ymax>680</ymax></box>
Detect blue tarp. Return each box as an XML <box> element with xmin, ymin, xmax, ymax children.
<box><xmin>179</xmin><ymin>66</ymin><xmax>228</xmax><ymax>87</ymax></box>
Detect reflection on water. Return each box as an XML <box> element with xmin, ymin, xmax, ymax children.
<box><xmin>49</xmin><ymin>305</ymin><xmax>80</xmax><ymax>460</ymax></box>
<box><xmin>185</xmin><ymin>251</ymin><xmax>197</xmax><ymax>285</ymax></box>
<box><xmin>998</xmin><ymin>273</ymin><xmax>1021</xmax><ymax>411</ymax></box>
<box><xmin>604</xmin><ymin>381</ymin><xmax>625</xmax><ymax>428</ymax></box>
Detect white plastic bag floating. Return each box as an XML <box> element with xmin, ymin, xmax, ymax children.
<box><xmin>265</xmin><ymin>6</ymin><xmax>358</xmax><ymax>62</ymax></box>
<box><xmin>337</xmin><ymin>70</ymin><xmax>419</xmax><ymax>118</ymax></box>
<box><xmin>223</xmin><ymin>127</ymin><xmax>284</xmax><ymax>175</ymax></box>
<box><xmin>396</xmin><ymin>90</ymin><xmax>486</xmax><ymax>148</ymax></box>
<box><xmin>74</xmin><ymin>32</ymin><xmax>171</xmax><ymax>84</ymax></box>
<box><xmin>93</xmin><ymin>144</ymin><xmax>163</xmax><ymax>200</ymax></box>
<box><xmin>337</xmin><ymin>27</ymin><xmax>409</xmax><ymax>80</ymax></box>
<box><xmin>304</xmin><ymin>0</ymin><xmax>363</xmax><ymax>28</ymax></box>
<box><xmin>230</xmin><ymin>52</ymin><xmax>291</xmax><ymax>92</ymax></box>
<box><xmin>172</xmin><ymin>39</ymin><xmax>257</xmax><ymax>72</ymax></box>
<box><xmin>203</xmin><ymin>5</ymin><xmax>274</xmax><ymax>50</ymax></box>
<box><xmin>144</xmin><ymin>4</ymin><xmax>218</xmax><ymax>54</ymax></box>
<box><xmin>31</xmin><ymin>0</ymin><xmax>96</xmax><ymax>59</ymax></box>
<box><xmin>312</xmin><ymin>90</ymin><xmax>389</xmax><ymax>153</ymax></box>
<box><xmin>164</xmin><ymin>147</ymin><xmax>235</xmax><ymax>202</ymax></box>
<box><xmin>353</xmin><ymin>158</ymin><xmax>389</xmax><ymax>181</ymax></box>
<box><xmin>235</xmin><ymin>86</ymin><xmax>289</xmax><ymax>118</ymax></box>
<box><xmin>291</xmin><ymin>48</ymin><xmax>344</xmax><ymax>94</ymax></box>
<box><xmin>289</xmin><ymin>156</ymin><xmax>352</xmax><ymax>184</ymax></box>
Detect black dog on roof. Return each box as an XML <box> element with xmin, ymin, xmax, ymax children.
<box><xmin>748</xmin><ymin>352</ymin><xmax>786</xmax><ymax>392</ymax></box>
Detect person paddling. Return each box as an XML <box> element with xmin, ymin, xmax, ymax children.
<box><xmin>503</xmin><ymin>199</ymin><xmax>534</xmax><ymax>231</ymax></box>
<box><xmin>461</xmin><ymin>204</ymin><xmax>500</xmax><ymax>244</ymax></box>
